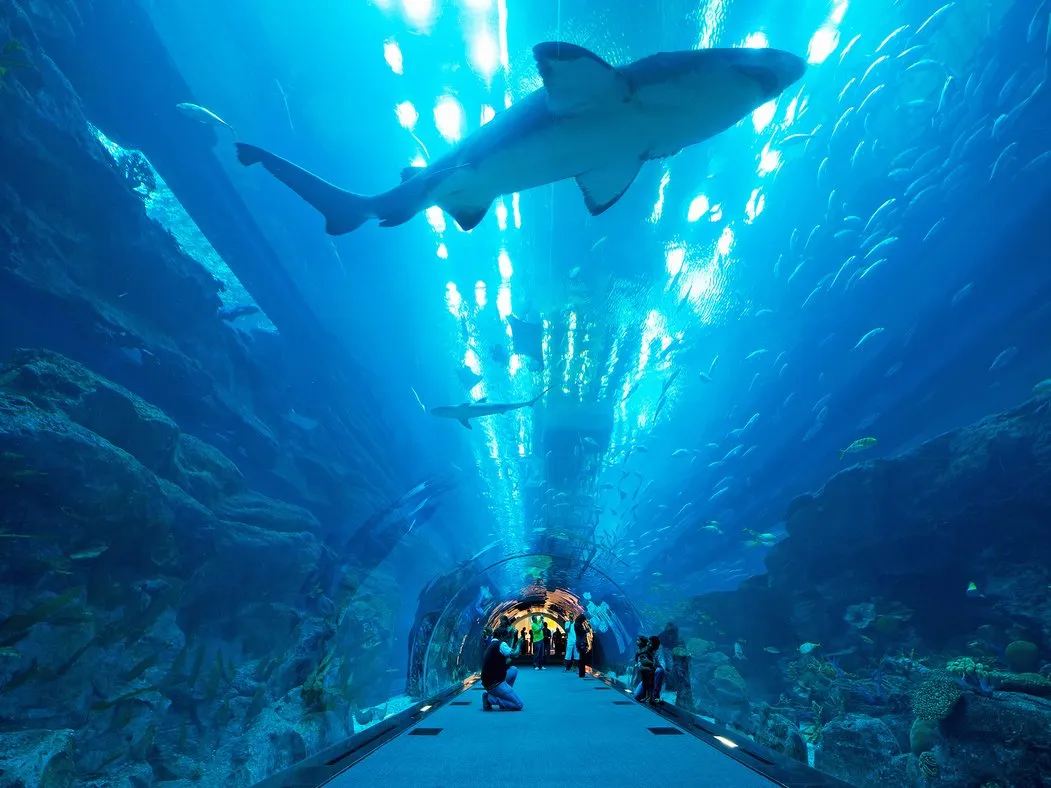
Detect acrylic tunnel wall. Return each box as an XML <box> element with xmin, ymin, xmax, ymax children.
<box><xmin>410</xmin><ymin>552</ymin><xmax>646</xmax><ymax>697</ymax></box>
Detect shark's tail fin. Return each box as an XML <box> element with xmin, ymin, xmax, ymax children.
<box><xmin>235</xmin><ymin>143</ymin><xmax>372</xmax><ymax>235</ymax></box>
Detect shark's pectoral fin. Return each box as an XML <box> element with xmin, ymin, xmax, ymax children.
<box><xmin>459</xmin><ymin>418</ymin><xmax>473</xmax><ymax>430</ymax></box>
<box><xmin>575</xmin><ymin>160</ymin><xmax>643</xmax><ymax>215</ymax></box>
<box><xmin>439</xmin><ymin>199</ymin><xmax>491</xmax><ymax>232</ymax></box>
<box><xmin>532</xmin><ymin>42</ymin><xmax>630</xmax><ymax>114</ymax></box>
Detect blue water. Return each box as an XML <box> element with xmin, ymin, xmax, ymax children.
<box><xmin>1</xmin><ymin>0</ymin><xmax>1050</xmax><ymax>785</ymax></box>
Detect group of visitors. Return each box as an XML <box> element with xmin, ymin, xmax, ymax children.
<box><xmin>631</xmin><ymin>634</ymin><xmax>666</xmax><ymax>704</ymax></box>
<box><xmin>477</xmin><ymin>612</ymin><xmax>594</xmax><ymax>711</ymax></box>
<box><xmin>477</xmin><ymin>615</ymin><xmax>671</xmax><ymax>712</ymax></box>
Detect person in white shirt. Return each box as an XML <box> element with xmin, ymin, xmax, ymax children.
<box><xmin>563</xmin><ymin>614</ymin><xmax>578</xmax><ymax>671</ymax></box>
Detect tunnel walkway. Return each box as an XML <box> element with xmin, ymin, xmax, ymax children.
<box><xmin>326</xmin><ymin>669</ymin><xmax>781</xmax><ymax>788</ymax></box>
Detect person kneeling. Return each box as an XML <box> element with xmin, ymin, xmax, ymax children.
<box><xmin>633</xmin><ymin>635</ymin><xmax>666</xmax><ymax>704</ymax></box>
<box><xmin>481</xmin><ymin>635</ymin><xmax>523</xmax><ymax>711</ymax></box>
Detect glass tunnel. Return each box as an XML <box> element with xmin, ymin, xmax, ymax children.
<box><xmin>0</xmin><ymin>0</ymin><xmax>1050</xmax><ymax>786</ymax></box>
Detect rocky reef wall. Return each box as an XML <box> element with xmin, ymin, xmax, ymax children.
<box><xmin>0</xmin><ymin>351</ymin><xmax>407</xmax><ymax>786</ymax></box>
<box><xmin>0</xmin><ymin>1</ymin><xmax>427</xmax><ymax>785</ymax></box>
<box><xmin>662</xmin><ymin>391</ymin><xmax>1051</xmax><ymax>787</ymax></box>
<box><xmin>0</xmin><ymin>0</ymin><xmax>410</xmax><ymax>531</ymax></box>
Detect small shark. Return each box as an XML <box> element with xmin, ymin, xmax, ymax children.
<box><xmin>234</xmin><ymin>42</ymin><xmax>806</xmax><ymax>235</ymax></box>
<box><xmin>431</xmin><ymin>388</ymin><xmax>550</xmax><ymax>429</ymax></box>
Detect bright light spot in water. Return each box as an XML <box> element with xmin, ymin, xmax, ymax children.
<box><xmin>638</xmin><ymin>310</ymin><xmax>669</xmax><ymax>374</ymax></box>
<box><xmin>481</xmin><ymin>105</ymin><xmax>495</xmax><ymax>124</ymax></box>
<box><xmin>740</xmin><ymin>31</ymin><xmax>769</xmax><ymax>48</ymax></box>
<box><xmin>425</xmin><ymin>205</ymin><xmax>446</xmax><ymax>234</ymax></box>
<box><xmin>563</xmin><ymin>312</ymin><xmax>578</xmax><ymax>391</ymax></box>
<box><xmin>497</xmin><ymin>0</ymin><xmax>509</xmax><ymax>70</ymax></box>
<box><xmin>498</xmin><ymin>250</ymin><xmax>513</xmax><ymax>279</ymax></box>
<box><xmin>445</xmin><ymin>282</ymin><xmax>462</xmax><ymax>316</ymax></box>
<box><xmin>717</xmin><ymin>226</ymin><xmax>734</xmax><ymax>257</ymax></box>
<box><xmin>409</xmin><ymin>153</ymin><xmax>426</xmax><ymax>168</ymax></box>
<box><xmin>384</xmin><ymin>40</ymin><xmax>403</xmax><ymax>74</ymax></box>
<box><xmin>651</xmin><ymin>169</ymin><xmax>671</xmax><ymax>223</ymax></box>
<box><xmin>745</xmin><ymin>188</ymin><xmax>765</xmax><ymax>222</ymax></box>
<box><xmin>808</xmin><ymin>25</ymin><xmax>840</xmax><ymax>64</ymax></box>
<box><xmin>696</xmin><ymin>0</ymin><xmax>726</xmax><ymax>49</ymax></box>
<box><xmin>495</xmin><ymin>199</ymin><xmax>508</xmax><ymax>230</ymax></box>
<box><xmin>401</xmin><ymin>0</ymin><xmax>434</xmax><ymax>26</ymax></box>
<box><xmin>511</xmin><ymin>193</ymin><xmax>521</xmax><ymax>228</ymax></box>
<box><xmin>709</xmin><ymin>205</ymin><xmax>723</xmax><ymax>222</ymax></box>
<box><xmin>758</xmin><ymin>143</ymin><xmax>782</xmax><ymax>176</ymax></box>
<box><xmin>784</xmin><ymin>97</ymin><xmax>799</xmax><ymax>126</ymax></box>
<box><xmin>434</xmin><ymin>96</ymin><xmax>464</xmax><ymax>142</ymax></box>
<box><xmin>687</xmin><ymin>195</ymin><xmax>710</xmax><ymax>222</ymax></box>
<box><xmin>680</xmin><ymin>255</ymin><xmax>724</xmax><ymax>324</ymax></box>
<box><xmin>464</xmin><ymin>348</ymin><xmax>481</xmax><ymax>374</ymax></box>
<box><xmin>475</xmin><ymin>280</ymin><xmax>487</xmax><ymax>308</ymax></box>
<box><xmin>831</xmin><ymin>0</ymin><xmax>848</xmax><ymax>25</ymax></box>
<box><xmin>496</xmin><ymin>284</ymin><xmax>512</xmax><ymax>319</ymax></box>
<box><xmin>470</xmin><ymin>29</ymin><xmax>499</xmax><ymax>79</ymax></box>
<box><xmin>437</xmin><ymin>243</ymin><xmax>448</xmax><ymax>259</ymax></box>
<box><xmin>509</xmin><ymin>354</ymin><xmax>521</xmax><ymax>376</ymax></box>
<box><xmin>396</xmin><ymin>101</ymin><xmax>418</xmax><ymax>131</ymax></box>
<box><xmin>752</xmin><ymin>100</ymin><xmax>776</xmax><ymax>132</ymax></box>
<box><xmin>665</xmin><ymin>245</ymin><xmax>685</xmax><ymax>277</ymax></box>
<box><xmin>464</xmin><ymin>0</ymin><xmax>491</xmax><ymax>9</ymax></box>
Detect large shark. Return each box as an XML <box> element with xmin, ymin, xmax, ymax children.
<box><xmin>235</xmin><ymin>42</ymin><xmax>806</xmax><ymax>235</ymax></box>
<box><xmin>430</xmin><ymin>388</ymin><xmax>550</xmax><ymax>429</ymax></box>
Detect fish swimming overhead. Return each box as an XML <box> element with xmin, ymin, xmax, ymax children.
<box><xmin>234</xmin><ymin>42</ymin><xmax>806</xmax><ymax>235</ymax></box>
<box><xmin>430</xmin><ymin>387</ymin><xmax>550</xmax><ymax>429</ymax></box>
<box><xmin>176</xmin><ymin>102</ymin><xmax>236</xmax><ymax>134</ymax></box>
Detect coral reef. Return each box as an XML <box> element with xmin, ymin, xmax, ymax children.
<box><xmin>670</xmin><ymin>391</ymin><xmax>1051</xmax><ymax>786</ymax></box>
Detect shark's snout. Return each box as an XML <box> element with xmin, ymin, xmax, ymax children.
<box><xmin>731</xmin><ymin>48</ymin><xmax>807</xmax><ymax>99</ymax></box>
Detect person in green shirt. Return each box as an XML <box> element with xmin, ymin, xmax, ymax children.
<box><xmin>530</xmin><ymin>614</ymin><xmax>546</xmax><ymax>670</ymax></box>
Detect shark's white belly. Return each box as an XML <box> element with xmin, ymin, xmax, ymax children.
<box><xmin>425</xmin><ymin>81</ymin><xmax>750</xmax><ymax>210</ymax></box>
<box><xmin>428</xmin><ymin>113</ymin><xmax>628</xmax><ymax>208</ymax></box>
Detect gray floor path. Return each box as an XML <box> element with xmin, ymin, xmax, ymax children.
<box><xmin>328</xmin><ymin>668</ymin><xmax>777</xmax><ymax>788</ymax></box>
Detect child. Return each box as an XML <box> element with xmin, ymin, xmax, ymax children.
<box><xmin>631</xmin><ymin>635</ymin><xmax>648</xmax><ymax>686</ymax></box>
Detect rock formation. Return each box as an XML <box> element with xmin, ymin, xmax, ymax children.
<box><xmin>671</xmin><ymin>390</ymin><xmax>1051</xmax><ymax>786</ymax></box>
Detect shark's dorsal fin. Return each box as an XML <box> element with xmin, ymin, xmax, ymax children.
<box><xmin>400</xmin><ymin>166</ymin><xmax>425</xmax><ymax>183</ymax></box>
<box><xmin>439</xmin><ymin>200</ymin><xmax>491</xmax><ymax>232</ymax></box>
<box><xmin>532</xmin><ymin>42</ymin><xmax>630</xmax><ymax>115</ymax></box>
<box><xmin>575</xmin><ymin>161</ymin><xmax>643</xmax><ymax>215</ymax></box>
<box><xmin>459</xmin><ymin>418</ymin><xmax>473</xmax><ymax>430</ymax></box>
